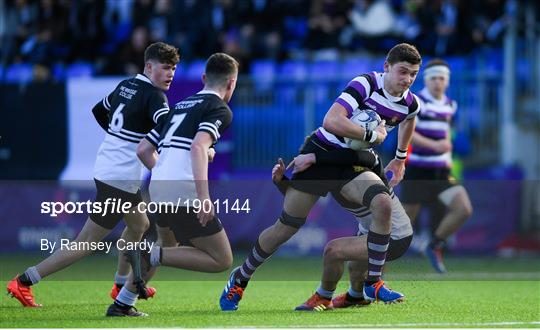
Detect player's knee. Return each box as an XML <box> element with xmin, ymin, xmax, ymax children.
<box><xmin>278</xmin><ymin>210</ymin><xmax>307</xmax><ymax>229</ymax></box>
<box><xmin>129</xmin><ymin>219</ymin><xmax>150</xmax><ymax>238</ymax></box>
<box><xmin>363</xmin><ymin>184</ymin><xmax>390</xmax><ymax>210</ymax></box>
<box><xmin>369</xmin><ymin>192</ymin><xmax>392</xmax><ymax>217</ymax></box>
<box><xmin>210</xmin><ymin>251</ymin><xmax>233</xmax><ymax>272</ymax></box>
<box><xmin>456</xmin><ymin>202</ymin><xmax>473</xmax><ymax>220</ymax></box>
<box><xmin>323</xmin><ymin>240</ymin><xmax>345</xmax><ymax>261</ymax></box>
<box><xmin>219</xmin><ymin>254</ymin><xmax>234</xmax><ymax>272</ymax></box>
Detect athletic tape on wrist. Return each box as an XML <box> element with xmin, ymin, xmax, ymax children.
<box><xmin>395</xmin><ymin>148</ymin><xmax>407</xmax><ymax>160</ymax></box>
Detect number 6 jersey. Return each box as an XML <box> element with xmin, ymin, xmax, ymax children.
<box><xmin>92</xmin><ymin>74</ymin><xmax>169</xmax><ymax>193</ymax></box>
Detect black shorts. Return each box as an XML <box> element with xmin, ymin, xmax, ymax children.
<box><xmin>89</xmin><ymin>179</ymin><xmax>143</xmax><ymax>230</ymax></box>
<box><xmin>156</xmin><ymin>207</ymin><xmax>223</xmax><ymax>243</ymax></box>
<box><xmin>400</xmin><ymin>166</ymin><xmax>457</xmax><ymax>204</ymax></box>
<box><xmin>357</xmin><ymin>233</ymin><xmax>413</xmax><ymax>261</ymax></box>
<box><xmin>290</xmin><ymin>134</ymin><xmax>371</xmax><ymax>197</ymax></box>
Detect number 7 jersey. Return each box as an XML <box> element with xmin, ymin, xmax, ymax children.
<box><xmin>93</xmin><ymin>74</ymin><xmax>170</xmax><ymax>193</ymax></box>
<box><xmin>144</xmin><ymin>90</ymin><xmax>233</xmax><ymax>203</ymax></box>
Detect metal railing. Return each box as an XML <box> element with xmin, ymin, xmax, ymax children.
<box><xmin>231</xmin><ymin>73</ymin><xmax>502</xmax><ymax>169</ymax></box>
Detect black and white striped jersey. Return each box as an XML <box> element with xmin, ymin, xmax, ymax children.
<box><xmin>93</xmin><ymin>74</ymin><xmax>169</xmax><ymax>193</ymax></box>
<box><xmin>146</xmin><ymin>90</ymin><xmax>232</xmax><ymax>202</ymax></box>
<box><xmin>147</xmin><ymin>90</ymin><xmax>231</xmax><ymax>173</ymax></box>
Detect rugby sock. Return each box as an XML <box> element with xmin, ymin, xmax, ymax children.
<box><xmin>365</xmin><ymin>231</ymin><xmax>390</xmax><ymax>284</ymax></box>
<box><xmin>19</xmin><ymin>266</ymin><xmax>41</xmax><ymax>286</ymax></box>
<box><xmin>115</xmin><ymin>287</ymin><xmax>138</xmax><ymax>308</ymax></box>
<box><xmin>429</xmin><ymin>236</ymin><xmax>446</xmax><ymax>249</ymax></box>
<box><xmin>149</xmin><ymin>245</ymin><xmax>161</xmax><ymax>267</ymax></box>
<box><xmin>315</xmin><ymin>286</ymin><xmax>334</xmax><ymax>299</ymax></box>
<box><xmin>236</xmin><ymin>239</ymin><xmax>273</xmax><ymax>287</ymax></box>
<box><xmin>347</xmin><ymin>287</ymin><xmax>365</xmax><ymax>301</ymax></box>
<box><xmin>114</xmin><ymin>272</ymin><xmax>129</xmax><ymax>286</ymax></box>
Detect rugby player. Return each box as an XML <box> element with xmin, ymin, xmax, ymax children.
<box><xmin>400</xmin><ymin>59</ymin><xmax>473</xmax><ymax>273</ymax></box>
<box><xmin>106</xmin><ymin>53</ymin><xmax>238</xmax><ymax>317</ymax></box>
<box><xmin>277</xmin><ymin>150</ymin><xmax>412</xmax><ymax>309</ymax></box>
<box><xmin>220</xmin><ymin>43</ymin><xmax>422</xmax><ymax>311</ymax></box>
<box><xmin>7</xmin><ymin>42</ymin><xmax>178</xmax><ymax>310</ymax></box>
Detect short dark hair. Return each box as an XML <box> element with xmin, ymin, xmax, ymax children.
<box><xmin>205</xmin><ymin>53</ymin><xmax>239</xmax><ymax>86</ymax></box>
<box><xmin>425</xmin><ymin>58</ymin><xmax>449</xmax><ymax>69</ymax></box>
<box><xmin>144</xmin><ymin>42</ymin><xmax>179</xmax><ymax>65</ymax></box>
<box><xmin>386</xmin><ymin>43</ymin><xmax>422</xmax><ymax>66</ymax></box>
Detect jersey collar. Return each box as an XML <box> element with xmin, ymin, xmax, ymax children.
<box><xmin>135</xmin><ymin>74</ymin><xmax>154</xmax><ymax>85</ymax></box>
<box><xmin>420</xmin><ymin>87</ymin><xmax>447</xmax><ymax>104</ymax></box>
<box><xmin>381</xmin><ymin>72</ymin><xmax>408</xmax><ymax>102</ymax></box>
<box><xmin>197</xmin><ymin>89</ymin><xmax>221</xmax><ymax>98</ymax></box>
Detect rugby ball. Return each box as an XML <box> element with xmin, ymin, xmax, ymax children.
<box><xmin>345</xmin><ymin>109</ymin><xmax>382</xmax><ymax>150</ymax></box>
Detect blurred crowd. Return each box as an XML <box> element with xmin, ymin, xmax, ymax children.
<box><xmin>0</xmin><ymin>0</ymin><xmax>515</xmax><ymax>76</ymax></box>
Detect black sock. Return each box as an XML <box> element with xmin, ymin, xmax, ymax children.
<box><xmin>429</xmin><ymin>237</ymin><xmax>446</xmax><ymax>249</ymax></box>
<box><xmin>234</xmin><ymin>269</ymin><xmax>250</xmax><ymax>289</ymax></box>
<box><xmin>18</xmin><ymin>273</ymin><xmax>33</xmax><ymax>286</ymax></box>
<box><xmin>345</xmin><ymin>292</ymin><xmax>365</xmax><ymax>302</ymax></box>
<box><xmin>113</xmin><ymin>300</ymin><xmax>131</xmax><ymax>309</ymax></box>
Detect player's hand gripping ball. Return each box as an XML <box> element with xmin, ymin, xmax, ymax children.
<box><xmin>345</xmin><ymin>109</ymin><xmax>382</xmax><ymax>150</ymax></box>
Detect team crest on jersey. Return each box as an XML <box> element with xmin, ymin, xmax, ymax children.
<box><xmin>353</xmin><ymin>166</ymin><xmax>365</xmax><ymax>172</ymax></box>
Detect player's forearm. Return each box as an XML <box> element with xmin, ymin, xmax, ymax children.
<box><xmin>323</xmin><ymin>103</ymin><xmax>365</xmax><ymax>140</ymax></box>
<box><xmin>137</xmin><ymin>140</ymin><xmax>157</xmax><ymax>169</ymax></box>
<box><xmin>139</xmin><ymin>152</ymin><xmax>157</xmax><ymax>170</ymax></box>
<box><xmin>397</xmin><ymin>118</ymin><xmax>415</xmax><ymax>151</ymax></box>
<box><xmin>191</xmin><ymin>144</ymin><xmax>210</xmax><ymax>200</ymax></box>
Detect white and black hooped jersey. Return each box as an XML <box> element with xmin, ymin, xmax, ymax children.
<box><xmin>316</xmin><ymin>71</ymin><xmax>420</xmax><ymax>149</ymax></box>
<box><xmin>93</xmin><ymin>74</ymin><xmax>169</xmax><ymax>193</ymax></box>
<box><xmin>146</xmin><ymin>90</ymin><xmax>232</xmax><ymax>202</ymax></box>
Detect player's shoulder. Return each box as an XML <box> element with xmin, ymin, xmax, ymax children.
<box><xmin>197</xmin><ymin>92</ymin><xmax>230</xmax><ymax>110</ymax></box>
<box><xmin>350</xmin><ymin>71</ymin><xmax>378</xmax><ymax>87</ymax></box>
<box><xmin>405</xmin><ymin>90</ymin><xmax>421</xmax><ymax>108</ymax></box>
<box><xmin>445</xmin><ymin>95</ymin><xmax>457</xmax><ymax>109</ymax></box>
<box><xmin>115</xmin><ymin>74</ymin><xmax>162</xmax><ymax>97</ymax></box>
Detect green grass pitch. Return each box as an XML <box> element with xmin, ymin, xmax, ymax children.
<box><xmin>1</xmin><ymin>254</ymin><xmax>539</xmax><ymax>328</ymax></box>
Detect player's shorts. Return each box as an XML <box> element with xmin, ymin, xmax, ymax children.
<box><xmin>89</xmin><ymin>179</ymin><xmax>143</xmax><ymax>230</ymax></box>
<box><xmin>357</xmin><ymin>232</ymin><xmax>413</xmax><ymax>261</ymax></box>
<box><xmin>400</xmin><ymin>166</ymin><xmax>457</xmax><ymax>204</ymax></box>
<box><xmin>155</xmin><ymin>207</ymin><xmax>223</xmax><ymax>243</ymax></box>
<box><xmin>290</xmin><ymin>134</ymin><xmax>372</xmax><ymax>197</ymax></box>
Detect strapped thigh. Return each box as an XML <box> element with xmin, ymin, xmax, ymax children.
<box><xmin>362</xmin><ymin>184</ymin><xmax>390</xmax><ymax>209</ymax></box>
<box><xmin>278</xmin><ymin>210</ymin><xmax>307</xmax><ymax>229</ymax></box>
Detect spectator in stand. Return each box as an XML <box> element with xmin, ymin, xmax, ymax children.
<box><xmin>305</xmin><ymin>0</ymin><xmax>351</xmax><ymax>55</ymax></box>
<box><xmin>103</xmin><ymin>25</ymin><xmax>152</xmax><ymax>76</ymax></box>
<box><xmin>341</xmin><ymin>0</ymin><xmax>397</xmax><ymax>52</ymax></box>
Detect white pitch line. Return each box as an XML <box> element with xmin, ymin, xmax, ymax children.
<box><xmin>284</xmin><ymin>321</ymin><xmax>540</xmax><ymax>328</ymax></box>
<box><xmin>385</xmin><ymin>272</ymin><xmax>540</xmax><ymax>280</ymax></box>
